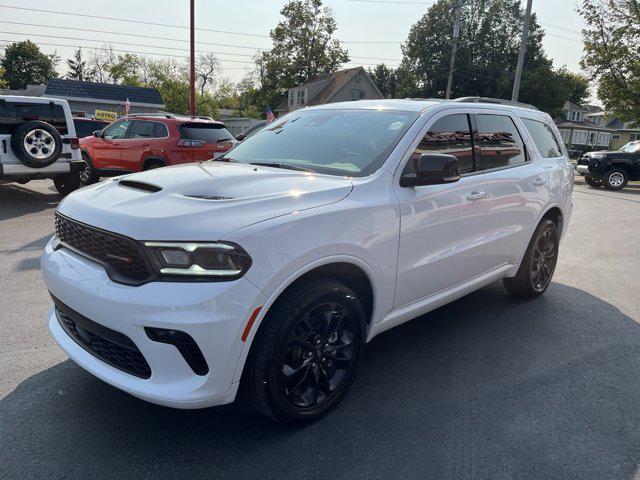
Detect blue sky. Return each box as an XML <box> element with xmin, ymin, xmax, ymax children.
<box><xmin>0</xmin><ymin>0</ymin><xmax>587</xmax><ymax>84</ymax></box>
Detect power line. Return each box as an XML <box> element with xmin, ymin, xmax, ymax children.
<box><xmin>0</xmin><ymin>3</ymin><xmax>272</xmax><ymax>38</ymax></box>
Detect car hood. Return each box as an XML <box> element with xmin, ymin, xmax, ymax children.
<box><xmin>57</xmin><ymin>162</ymin><xmax>353</xmax><ymax>240</ymax></box>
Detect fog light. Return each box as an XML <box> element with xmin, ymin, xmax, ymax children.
<box><xmin>145</xmin><ymin>327</ymin><xmax>209</xmax><ymax>375</ymax></box>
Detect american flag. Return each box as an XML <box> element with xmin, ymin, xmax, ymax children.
<box><xmin>266</xmin><ymin>105</ymin><xmax>275</xmax><ymax>123</ymax></box>
<box><xmin>125</xmin><ymin>98</ymin><xmax>131</xmax><ymax>115</ymax></box>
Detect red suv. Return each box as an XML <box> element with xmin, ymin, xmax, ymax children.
<box><xmin>79</xmin><ymin>114</ymin><xmax>235</xmax><ymax>185</ymax></box>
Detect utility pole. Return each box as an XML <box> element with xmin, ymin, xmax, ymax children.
<box><xmin>189</xmin><ymin>0</ymin><xmax>196</xmax><ymax>117</ymax></box>
<box><xmin>512</xmin><ymin>0</ymin><xmax>533</xmax><ymax>102</ymax></box>
<box><xmin>445</xmin><ymin>1</ymin><xmax>464</xmax><ymax>100</ymax></box>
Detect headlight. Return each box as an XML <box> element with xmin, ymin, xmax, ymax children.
<box><xmin>143</xmin><ymin>241</ymin><xmax>252</xmax><ymax>279</ymax></box>
<box><xmin>590</xmin><ymin>154</ymin><xmax>605</xmax><ymax>160</ymax></box>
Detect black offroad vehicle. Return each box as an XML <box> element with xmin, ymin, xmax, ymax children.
<box><xmin>576</xmin><ymin>141</ymin><xmax>640</xmax><ymax>191</ymax></box>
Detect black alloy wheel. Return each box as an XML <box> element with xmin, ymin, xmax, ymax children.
<box><xmin>503</xmin><ymin>219</ymin><xmax>559</xmax><ymax>298</ymax></box>
<box><xmin>530</xmin><ymin>227</ymin><xmax>557</xmax><ymax>293</ymax></box>
<box><xmin>278</xmin><ymin>301</ymin><xmax>357</xmax><ymax>409</ymax></box>
<box><xmin>243</xmin><ymin>278</ymin><xmax>366</xmax><ymax>424</ymax></box>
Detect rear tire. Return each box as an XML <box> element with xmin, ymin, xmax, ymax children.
<box><xmin>242</xmin><ymin>278</ymin><xmax>366</xmax><ymax>424</ymax></box>
<box><xmin>80</xmin><ymin>153</ymin><xmax>99</xmax><ymax>185</ymax></box>
<box><xmin>503</xmin><ymin>219</ymin><xmax>559</xmax><ymax>299</ymax></box>
<box><xmin>603</xmin><ymin>168</ymin><xmax>628</xmax><ymax>191</ymax></box>
<box><xmin>53</xmin><ymin>171</ymin><xmax>81</xmax><ymax>195</ymax></box>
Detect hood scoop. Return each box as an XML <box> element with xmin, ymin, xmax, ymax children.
<box><xmin>118</xmin><ymin>180</ymin><xmax>162</xmax><ymax>193</ymax></box>
<box><xmin>185</xmin><ymin>194</ymin><xmax>233</xmax><ymax>200</ymax></box>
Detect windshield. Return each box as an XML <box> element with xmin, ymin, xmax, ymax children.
<box><xmin>619</xmin><ymin>141</ymin><xmax>640</xmax><ymax>153</ymax></box>
<box><xmin>224</xmin><ymin>109</ymin><xmax>418</xmax><ymax>177</ymax></box>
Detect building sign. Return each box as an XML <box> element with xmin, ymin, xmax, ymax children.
<box><xmin>94</xmin><ymin>109</ymin><xmax>118</xmax><ymax>122</ymax></box>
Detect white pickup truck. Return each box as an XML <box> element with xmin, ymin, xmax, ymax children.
<box><xmin>0</xmin><ymin>95</ymin><xmax>83</xmax><ymax>194</ymax></box>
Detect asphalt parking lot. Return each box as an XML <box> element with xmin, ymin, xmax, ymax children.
<box><xmin>2</xmin><ymin>177</ymin><xmax>640</xmax><ymax>479</ymax></box>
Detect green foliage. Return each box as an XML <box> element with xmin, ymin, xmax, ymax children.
<box><xmin>0</xmin><ymin>40</ymin><xmax>57</xmax><ymax>89</ymax></box>
<box><xmin>579</xmin><ymin>0</ymin><xmax>640</xmax><ymax>122</ymax></box>
<box><xmin>397</xmin><ymin>0</ymin><xmax>576</xmax><ymax>114</ymax></box>
<box><xmin>261</xmin><ymin>0</ymin><xmax>349</xmax><ymax>94</ymax></box>
<box><xmin>108</xmin><ymin>53</ymin><xmax>144</xmax><ymax>86</ymax></box>
<box><xmin>0</xmin><ymin>66</ymin><xmax>7</xmax><ymax>89</ymax></box>
<box><xmin>66</xmin><ymin>48</ymin><xmax>92</xmax><ymax>82</ymax></box>
<box><xmin>368</xmin><ymin>64</ymin><xmax>397</xmax><ymax>98</ymax></box>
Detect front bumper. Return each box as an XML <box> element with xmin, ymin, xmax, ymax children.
<box><xmin>576</xmin><ymin>164</ymin><xmax>590</xmax><ymax>175</ymax></box>
<box><xmin>41</xmin><ymin>236</ymin><xmax>266</xmax><ymax>408</ymax></box>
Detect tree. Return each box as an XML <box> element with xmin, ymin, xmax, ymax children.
<box><xmin>196</xmin><ymin>53</ymin><xmax>219</xmax><ymax>96</ymax></box>
<box><xmin>108</xmin><ymin>53</ymin><xmax>144</xmax><ymax>86</ymax></box>
<box><xmin>579</xmin><ymin>0</ymin><xmax>640</xmax><ymax>122</ymax></box>
<box><xmin>397</xmin><ymin>0</ymin><xmax>571</xmax><ymax>114</ymax></box>
<box><xmin>0</xmin><ymin>66</ymin><xmax>7</xmax><ymax>89</ymax></box>
<box><xmin>261</xmin><ymin>0</ymin><xmax>350</xmax><ymax>95</ymax></box>
<box><xmin>0</xmin><ymin>40</ymin><xmax>57</xmax><ymax>89</ymax></box>
<box><xmin>368</xmin><ymin>64</ymin><xmax>397</xmax><ymax>98</ymax></box>
<box><xmin>66</xmin><ymin>47</ymin><xmax>92</xmax><ymax>82</ymax></box>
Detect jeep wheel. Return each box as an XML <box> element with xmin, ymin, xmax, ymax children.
<box><xmin>584</xmin><ymin>175</ymin><xmax>602</xmax><ymax>188</ymax></box>
<box><xmin>10</xmin><ymin>121</ymin><xmax>63</xmax><ymax>168</ymax></box>
<box><xmin>243</xmin><ymin>278</ymin><xmax>366</xmax><ymax>424</ymax></box>
<box><xmin>603</xmin><ymin>168</ymin><xmax>628</xmax><ymax>191</ymax></box>
<box><xmin>503</xmin><ymin>219</ymin><xmax>559</xmax><ymax>299</ymax></box>
<box><xmin>80</xmin><ymin>153</ymin><xmax>99</xmax><ymax>185</ymax></box>
<box><xmin>53</xmin><ymin>172</ymin><xmax>81</xmax><ymax>196</ymax></box>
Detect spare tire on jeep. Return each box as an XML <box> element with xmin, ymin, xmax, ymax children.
<box><xmin>10</xmin><ymin>120</ymin><xmax>63</xmax><ymax>168</ymax></box>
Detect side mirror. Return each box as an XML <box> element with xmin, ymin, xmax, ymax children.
<box><xmin>93</xmin><ymin>130</ymin><xmax>103</xmax><ymax>138</ymax></box>
<box><xmin>235</xmin><ymin>133</ymin><xmax>245</xmax><ymax>141</ymax></box>
<box><xmin>400</xmin><ymin>153</ymin><xmax>461</xmax><ymax>188</ymax></box>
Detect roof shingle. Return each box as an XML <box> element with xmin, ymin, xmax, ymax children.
<box><xmin>45</xmin><ymin>78</ymin><xmax>164</xmax><ymax>106</ymax></box>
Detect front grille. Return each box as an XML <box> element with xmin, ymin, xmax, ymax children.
<box><xmin>53</xmin><ymin>296</ymin><xmax>151</xmax><ymax>379</ymax></box>
<box><xmin>54</xmin><ymin>213</ymin><xmax>151</xmax><ymax>285</ymax></box>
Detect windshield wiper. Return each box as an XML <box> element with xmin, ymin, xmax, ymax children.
<box><xmin>250</xmin><ymin>162</ymin><xmax>314</xmax><ymax>173</ymax></box>
<box><xmin>211</xmin><ymin>156</ymin><xmax>234</xmax><ymax>162</ymax></box>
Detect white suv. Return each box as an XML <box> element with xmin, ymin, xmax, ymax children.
<box><xmin>41</xmin><ymin>98</ymin><xmax>573</xmax><ymax>423</ymax></box>
<box><xmin>0</xmin><ymin>96</ymin><xmax>82</xmax><ymax>194</ymax></box>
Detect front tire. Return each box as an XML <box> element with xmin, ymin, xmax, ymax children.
<box><xmin>503</xmin><ymin>219</ymin><xmax>559</xmax><ymax>299</ymax></box>
<box><xmin>584</xmin><ymin>175</ymin><xmax>602</xmax><ymax>188</ymax></box>
<box><xmin>243</xmin><ymin>278</ymin><xmax>366</xmax><ymax>424</ymax></box>
<box><xmin>53</xmin><ymin>171</ymin><xmax>81</xmax><ymax>195</ymax></box>
<box><xmin>603</xmin><ymin>168</ymin><xmax>628</xmax><ymax>191</ymax></box>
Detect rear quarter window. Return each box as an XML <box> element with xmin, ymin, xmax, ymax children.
<box><xmin>180</xmin><ymin>123</ymin><xmax>233</xmax><ymax>143</ymax></box>
<box><xmin>0</xmin><ymin>101</ymin><xmax>68</xmax><ymax>135</ymax></box>
<box><xmin>74</xmin><ymin>120</ymin><xmax>108</xmax><ymax>138</ymax></box>
<box><xmin>522</xmin><ymin>118</ymin><xmax>563</xmax><ymax>158</ymax></box>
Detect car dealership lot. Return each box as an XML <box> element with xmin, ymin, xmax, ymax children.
<box><xmin>2</xmin><ymin>178</ymin><xmax>640</xmax><ymax>479</ymax></box>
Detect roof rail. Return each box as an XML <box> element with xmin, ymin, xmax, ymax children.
<box><xmin>453</xmin><ymin>97</ymin><xmax>538</xmax><ymax>110</ymax></box>
<box><xmin>128</xmin><ymin>112</ymin><xmax>177</xmax><ymax>119</ymax></box>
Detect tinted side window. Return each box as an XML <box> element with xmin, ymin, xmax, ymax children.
<box><xmin>154</xmin><ymin>122</ymin><xmax>168</xmax><ymax>138</ymax></box>
<box><xmin>522</xmin><ymin>118</ymin><xmax>562</xmax><ymax>158</ymax></box>
<box><xmin>103</xmin><ymin>121</ymin><xmax>130</xmax><ymax>139</ymax></box>
<box><xmin>477</xmin><ymin>114</ymin><xmax>527</xmax><ymax>169</ymax></box>
<box><xmin>406</xmin><ymin>114</ymin><xmax>475</xmax><ymax>175</ymax></box>
<box><xmin>129</xmin><ymin>120</ymin><xmax>154</xmax><ymax>139</ymax></box>
<box><xmin>0</xmin><ymin>101</ymin><xmax>68</xmax><ymax>135</ymax></box>
<box><xmin>180</xmin><ymin>123</ymin><xmax>233</xmax><ymax>143</ymax></box>
<box><xmin>74</xmin><ymin>120</ymin><xmax>101</xmax><ymax>138</ymax></box>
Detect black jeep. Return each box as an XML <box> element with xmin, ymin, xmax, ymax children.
<box><xmin>576</xmin><ymin>141</ymin><xmax>640</xmax><ymax>190</ymax></box>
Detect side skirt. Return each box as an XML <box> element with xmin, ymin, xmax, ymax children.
<box><xmin>367</xmin><ymin>264</ymin><xmax>513</xmax><ymax>341</ymax></box>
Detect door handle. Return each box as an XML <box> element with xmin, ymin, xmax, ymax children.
<box><xmin>466</xmin><ymin>191</ymin><xmax>487</xmax><ymax>201</ymax></box>
<box><xmin>141</xmin><ymin>143</ymin><xmax>150</xmax><ymax>146</ymax></box>
<box><xmin>534</xmin><ymin>177</ymin><xmax>547</xmax><ymax>186</ymax></box>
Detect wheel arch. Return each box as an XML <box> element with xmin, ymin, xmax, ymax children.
<box><xmin>142</xmin><ymin>156</ymin><xmax>167</xmax><ymax>170</ymax></box>
<box><xmin>232</xmin><ymin>256</ymin><xmax>378</xmax><ymax>384</ymax></box>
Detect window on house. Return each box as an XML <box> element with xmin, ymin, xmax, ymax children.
<box><xmin>289</xmin><ymin>93</ymin><xmax>294</xmax><ymax>107</ymax></box>
<box><xmin>350</xmin><ymin>89</ymin><xmax>366</xmax><ymax>101</ymax></box>
<box><xmin>612</xmin><ymin>134</ymin><xmax>621</xmax><ymax>141</ymax></box>
<box><xmin>630</xmin><ymin>133</ymin><xmax>640</xmax><ymax>141</ymax></box>
<box><xmin>597</xmin><ymin>132</ymin><xmax>610</xmax><ymax>146</ymax></box>
<box><xmin>588</xmin><ymin>131</ymin><xmax>598</xmax><ymax>145</ymax></box>
<box><xmin>559</xmin><ymin>129</ymin><xmax>571</xmax><ymax>144</ymax></box>
<box><xmin>296</xmin><ymin>90</ymin><xmax>305</xmax><ymax>106</ymax></box>
<box><xmin>572</xmin><ymin>130</ymin><xmax>587</xmax><ymax>145</ymax></box>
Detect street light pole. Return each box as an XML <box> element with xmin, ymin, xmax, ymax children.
<box><xmin>512</xmin><ymin>0</ymin><xmax>533</xmax><ymax>102</ymax></box>
<box><xmin>189</xmin><ymin>0</ymin><xmax>196</xmax><ymax>117</ymax></box>
<box><xmin>445</xmin><ymin>1</ymin><xmax>464</xmax><ymax>100</ymax></box>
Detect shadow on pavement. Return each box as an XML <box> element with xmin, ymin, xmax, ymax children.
<box><xmin>2</xmin><ymin>282</ymin><xmax>640</xmax><ymax>479</ymax></box>
<box><xmin>0</xmin><ymin>183</ymin><xmax>60</xmax><ymax>222</ymax></box>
